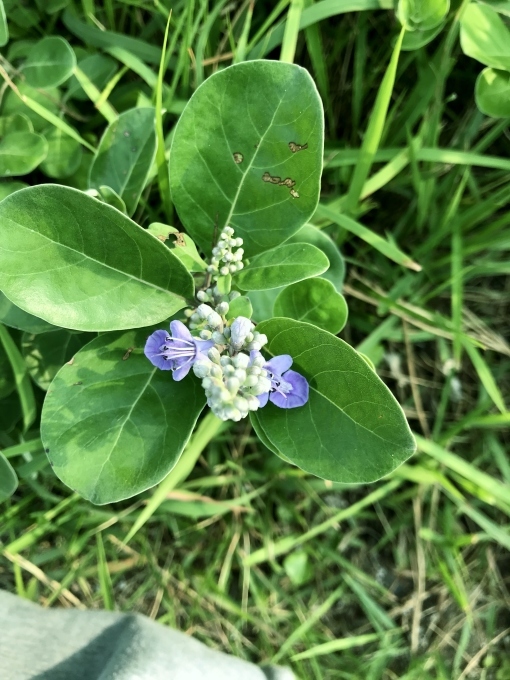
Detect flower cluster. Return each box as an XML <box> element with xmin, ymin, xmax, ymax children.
<box><xmin>207</xmin><ymin>226</ymin><xmax>244</xmax><ymax>276</ymax></box>
<box><xmin>144</xmin><ymin>226</ymin><xmax>309</xmax><ymax>421</ymax></box>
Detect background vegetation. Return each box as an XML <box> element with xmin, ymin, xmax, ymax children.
<box><xmin>1</xmin><ymin>1</ymin><xmax>509</xmax><ymax>678</ymax></box>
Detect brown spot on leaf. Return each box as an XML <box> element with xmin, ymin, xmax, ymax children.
<box><xmin>233</xmin><ymin>152</ymin><xmax>243</xmax><ymax>164</ymax></box>
<box><xmin>290</xmin><ymin>189</ymin><xmax>300</xmax><ymax>199</ymax></box>
<box><xmin>289</xmin><ymin>142</ymin><xmax>308</xmax><ymax>153</ymax></box>
<box><xmin>122</xmin><ymin>348</ymin><xmax>134</xmax><ymax>361</ymax></box>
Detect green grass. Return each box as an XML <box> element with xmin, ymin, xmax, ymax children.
<box><xmin>1</xmin><ymin>1</ymin><xmax>510</xmax><ymax>678</ymax></box>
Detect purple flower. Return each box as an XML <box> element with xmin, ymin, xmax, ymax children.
<box><xmin>144</xmin><ymin>320</ymin><xmax>214</xmax><ymax>381</ymax></box>
<box><xmin>256</xmin><ymin>353</ymin><xmax>309</xmax><ymax>409</ymax></box>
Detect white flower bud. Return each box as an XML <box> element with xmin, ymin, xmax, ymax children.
<box><xmin>199</xmin><ymin>329</ymin><xmax>212</xmax><ymax>340</ymax></box>
<box><xmin>220</xmin><ymin>266</ymin><xmax>230</xmax><ymax>276</ymax></box>
<box><xmin>206</xmin><ymin>311</ymin><xmax>222</xmax><ymax>328</ymax></box>
<box><xmin>193</xmin><ymin>360</ymin><xmax>212</xmax><ymax>378</ymax></box>
<box><xmin>230</xmin><ymin>316</ymin><xmax>254</xmax><ymax>349</ymax></box>
<box><xmin>244</xmin><ymin>375</ymin><xmax>259</xmax><ymax>387</ymax></box>
<box><xmin>216</xmin><ymin>301</ymin><xmax>229</xmax><ymax>315</ymax></box>
<box><xmin>212</xmin><ymin>331</ymin><xmax>226</xmax><ymax>344</ymax></box>
<box><xmin>208</xmin><ymin>347</ymin><xmax>221</xmax><ymax>364</ymax></box>
<box><xmin>197</xmin><ymin>290</ymin><xmax>209</xmax><ymax>302</ymax></box>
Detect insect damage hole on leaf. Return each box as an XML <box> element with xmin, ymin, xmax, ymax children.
<box><xmin>233</xmin><ymin>152</ymin><xmax>244</xmax><ymax>164</ymax></box>
<box><xmin>289</xmin><ymin>141</ymin><xmax>308</xmax><ymax>153</ymax></box>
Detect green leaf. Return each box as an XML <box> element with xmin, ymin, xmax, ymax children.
<box><xmin>460</xmin><ymin>4</ymin><xmax>510</xmax><ymax>71</ymax></box>
<box><xmin>40</xmin><ymin>126</ymin><xmax>83</xmax><ymax>178</ymax></box>
<box><xmin>477</xmin><ymin>0</ymin><xmax>510</xmax><ymax>17</ymax></box>
<box><xmin>248</xmin><ymin>223</ymin><xmax>345</xmax><ymax>322</ymax></box>
<box><xmin>475</xmin><ymin>68</ymin><xmax>510</xmax><ymax>118</ymax></box>
<box><xmin>0</xmin><ymin>292</ymin><xmax>56</xmax><ymax>334</ymax></box>
<box><xmin>236</xmin><ymin>243</ymin><xmax>329</xmax><ymax>291</ymax></box>
<box><xmin>289</xmin><ymin>223</ymin><xmax>345</xmax><ymax>291</ymax></box>
<box><xmin>401</xmin><ymin>22</ymin><xmax>446</xmax><ymax>50</ymax></box>
<box><xmin>274</xmin><ymin>278</ymin><xmax>348</xmax><ymax>334</ymax></box>
<box><xmin>0</xmin><ymin>185</ymin><xmax>194</xmax><ymax>332</ymax></box>
<box><xmin>22</xmin><ymin>329</ymin><xmax>93</xmax><ymax>391</ymax></box>
<box><xmin>67</xmin><ymin>53</ymin><xmax>117</xmax><ymax>101</ymax></box>
<box><xmin>23</xmin><ymin>36</ymin><xmax>76</xmax><ymax>89</ymax></box>
<box><xmin>397</xmin><ymin>0</ymin><xmax>449</xmax><ymax>31</ymax></box>
<box><xmin>1</xmin><ymin>81</ymin><xmax>61</xmax><ymax>132</ymax></box>
<box><xmin>89</xmin><ymin>107</ymin><xmax>157</xmax><ymax>217</ymax></box>
<box><xmin>0</xmin><ymin>131</ymin><xmax>48</xmax><ymax>178</ymax></box>
<box><xmin>254</xmin><ymin>318</ymin><xmax>416</xmax><ymax>483</ymax></box>
<box><xmin>0</xmin><ymin>0</ymin><xmax>8</xmax><ymax>48</ymax></box>
<box><xmin>170</xmin><ymin>60</ymin><xmax>324</xmax><ymax>257</ymax></box>
<box><xmin>0</xmin><ymin>113</ymin><xmax>33</xmax><ymax>135</ymax></box>
<box><xmin>97</xmin><ymin>185</ymin><xmax>127</xmax><ymax>213</ymax></box>
<box><xmin>0</xmin><ymin>182</ymin><xmax>28</xmax><ymax>202</ymax></box>
<box><xmin>0</xmin><ymin>452</ymin><xmax>17</xmax><ymax>502</ymax></box>
<box><xmin>41</xmin><ymin>330</ymin><xmax>206</xmax><ymax>504</ymax></box>
<box><xmin>226</xmin><ymin>295</ymin><xmax>253</xmax><ymax>320</ymax></box>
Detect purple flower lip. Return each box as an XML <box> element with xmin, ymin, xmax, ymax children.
<box><xmin>255</xmin><ymin>353</ymin><xmax>309</xmax><ymax>409</ymax></box>
<box><xmin>144</xmin><ymin>320</ymin><xmax>214</xmax><ymax>381</ymax></box>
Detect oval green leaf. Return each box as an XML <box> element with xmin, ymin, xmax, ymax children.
<box><xmin>22</xmin><ymin>329</ymin><xmax>94</xmax><ymax>390</ymax></box>
<box><xmin>254</xmin><ymin>318</ymin><xmax>416</xmax><ymax>483</ymax></box>
<box><xmin>289</xmin><ymin>224</ymin><xmax>345</xmax><ymax>291</ymax></box>
<box><xmin>23</xmin><ymin>36</ymin><xmax>76</xmax><ymax>88</ymax></box>
<box><xmin>41</xmin><ymin>330</ymin><xmax>206</xmax><ymax>504</ymax></box>
<box><xmin>89</xmin><ymin>107</ymin><xmax>157</xmax><ymax>217</ymax></box>
<box><xmin>40</xmin><ymin>126</ymin><xmax>83</xmax><ymax>178</ymax></box>
<box><xmin>274</xmin><ymin>278</ymin><xmax>348</xmax><ymax>334</ymax></box>
<box><xmin>397</xmin><ymin>0</ymin><xmax>449</xmax><ymax>31</ymax></box>
<box><xmin>0</xmin><ymin>113</ymin><xmax>33</xmax><ymax>136</ymax></box>
<box><xmin>0</xmin><ymin>131</ymin><xmax>48</xmax><ymax>177</ymax></box>
<box><xmin>0</xmin><ymin>185</ymin><xmax>194</xmax><ymax>332</ymax></box>
<box><xmin>460</xmin><ymin>4</ymin><xmax>510</xmax><ymax>71</ymax></box>
<box><xmin>0</xmin><ymin>452</ymin><xmax>17</xmax><ymax>502</ymax></box>
<box><xmin>236</xmin><ymin>243</ymin><xmax>329</xmax><ymax>291</ymax></box>
<box><xmin>170</xmin><ymin>60</ymin><xmax>324</xmax><ymax>257</ymax></box>
<box><xmin>475</xmin><ymin>68</ymin><xmax>510</xmax><ymax>118</ymax></box>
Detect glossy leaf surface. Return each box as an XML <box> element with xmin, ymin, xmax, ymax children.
<box><xmin>255</xmin><ymin>318</ymin><xmax>416</xmax><ymax>483</ymax></box>
<box><xmin>236</xmin><ymin>243</ymin><xmax>329</xmax><ymax>291</ymax></box>
<box><xmin>23</xmin><ymin>36</ymin><xmax>76</xmax><ymax>88</ymax></box>
<box><xmin>0</xmin><ymin>185</ymin><xmax>194</xmax><ymax>332</ymax></box>
<box><xmin>89</xmin><ymin>107</ymin><xmax>157</xmax><ymax>216</ymax></box>
<box><xmin>273</xmin><ymin>278</ymin><xmax>348</xmax><ymax>334</ymax></box>
<box><xmin>41</xmin><ymin>330</ymin><xmax>206</xmax><ymax>504</ymax></box>
<box><xmin>170</xmin><ymin>60</ymin><xmax>323</xmax><ymax>256</ymax></box>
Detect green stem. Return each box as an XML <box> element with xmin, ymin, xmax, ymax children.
<box><xmin>124</xmin><ymin>412</ymin><xmax>226</xmax><ymax>543</ymax></box>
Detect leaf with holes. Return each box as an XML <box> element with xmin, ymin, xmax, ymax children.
<box><xmin>41</xmin><ymin>329</ymin><xmax>206</xmax><ymax>504</ymax></box>
<box><xmin>170</xmin><ymin>60</ymin><xmax>323</xmax><ymax>257</ymax></box>
<box><xmin>0</xmin><ymin>185</ymin><xmax>194</xmax><ymax>332</ymax></box>
<box><xmin>253</xmin><ymin>318</ymin><xmax>416</xmax><ymax>483</ymax></box>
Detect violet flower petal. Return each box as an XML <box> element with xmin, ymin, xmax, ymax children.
<box><xmin>269</xmin><ymin>369</ymin><xmax>309</xmax><ymax>408</ymax></box>
<box><xmin>265</xmin><ymin>354</ymin><xmax>293</xmax><ymax>376</ymax></box>
<box><xmin>144</xmin><ymin>330</ymin><xmax>173</xmax><ymax>371</ymax></box>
